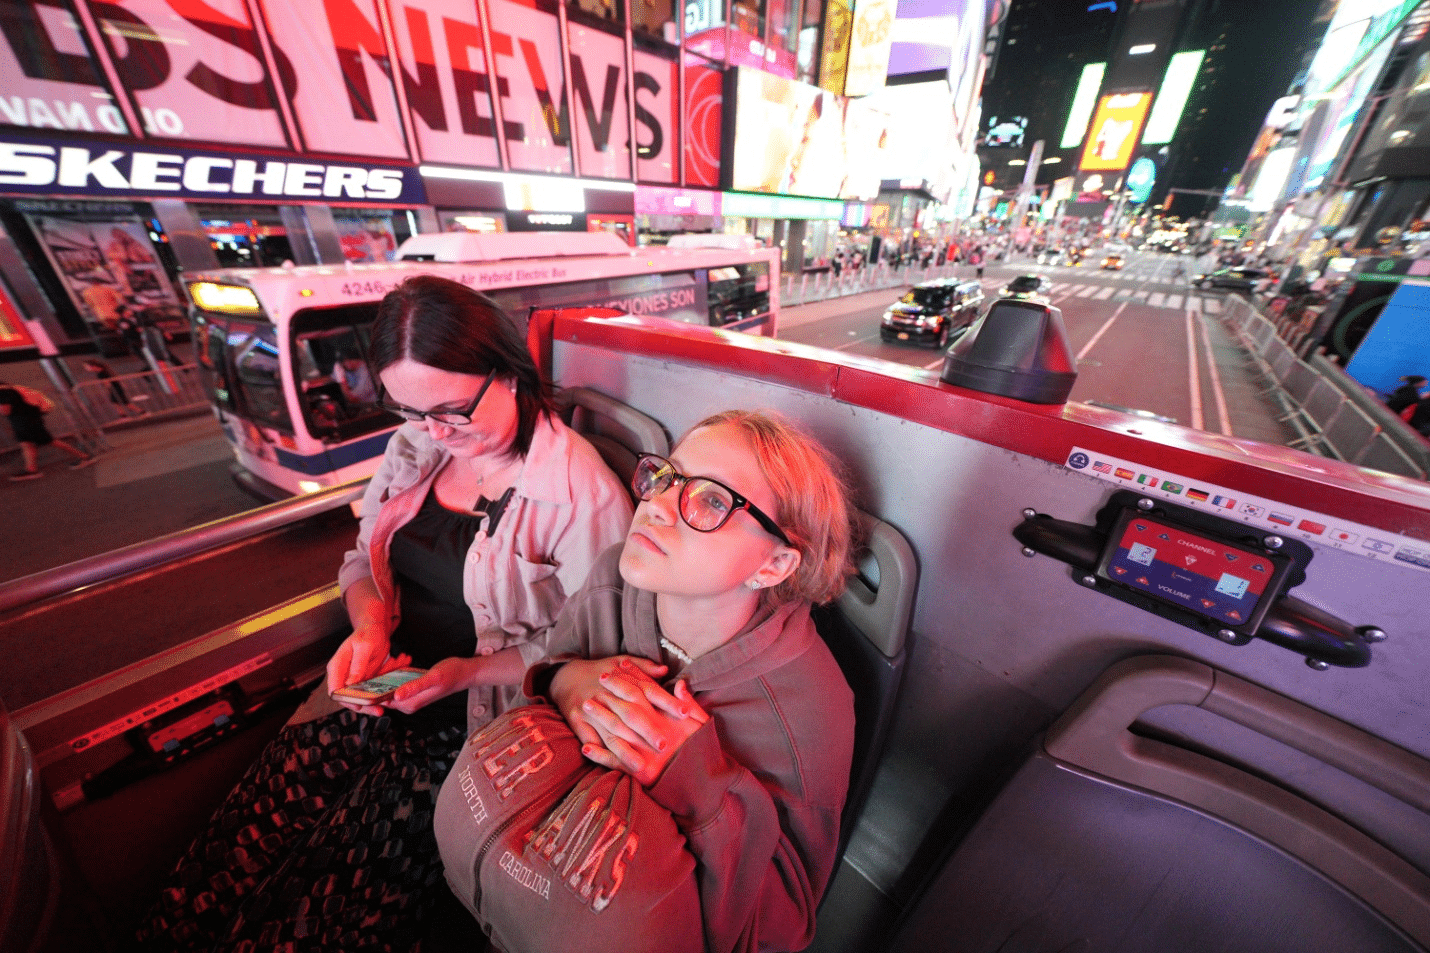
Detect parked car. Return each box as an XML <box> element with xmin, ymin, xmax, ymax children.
<box><xmin>880</xmin><ymin>279</ymin><xmax>984</xmax><ymax>348</ymax></box>
<box><xmin>999</xmin><ymin>274</ymin><xmax>1052</xmax><ymax>300</ymax></box>
<box><xmin>1100</xmin><ymin>253</ymin><xmax>1125</xmax><ymax>270</ymax></box>
<box><xmin>1192</xmin><ymin>267</ymin><xmax>1271</xmax><ymax>291</ymax></box>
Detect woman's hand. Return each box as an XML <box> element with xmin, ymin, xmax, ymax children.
<box><xmin>384</xmin><ymin>657</ymin><xmax>481</xmax><ymax>715</ymax></box>
<box><xmin>572</xmin><ymin>659</ymin><xmax>710</xmax><ymax>786</ymax></box>
<box><xmin>327</xmin><ymin>624</ymin><xmax>410</xmax><ymax>714</ymax></box>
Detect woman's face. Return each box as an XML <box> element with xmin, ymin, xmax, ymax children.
<box><xmin>378</xmin><ymin>357</ymin><xmax>520</xmax><ymax>459</ymax></box>
<box><xmin>620</xmin><ymin>422</ymin><xmax>793</xmax><ymax>600</ymax></box>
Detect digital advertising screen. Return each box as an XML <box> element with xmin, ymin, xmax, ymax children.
<box><xmin>728</xmin><ymin>68</ymin><xmax>890</xmax><ymax>200</ymax></box>
<box><xmin>1079</xmin><ymin>92</ymin><xmax>1153</xmax><ymax>172</ymax></box>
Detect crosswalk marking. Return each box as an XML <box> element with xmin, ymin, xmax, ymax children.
<box><xmin>1186</xmin><ymin>296</ymin><xmax>1201</xmax><ymax>313</ymax></box>
<box><xmin>1147</xmin><ymin>292</ymin><xmax>1165</xmax><ymax>307</ymax></box>
<box><xmin>1074</xmin><ymin>285</ymin><xmax>1096</xmax><ymax>297</ymax></box>
<box><xmin>1165</xmin><ymin>294</ymin><xmax>1183</xmax><ymax>309</ymax></box>
<box><xmin>1202</xmin><ymin>297</ymin><xmax>1222</xmax><ymax>314</ymax></box>
<box><xmin>1133</xmin><ymin>290</ymin><xmax>1149</xmax><ymax>301</ymax></box>
<box><xmin>1092</xmin><ymin>286</ymin><xmax>1115</xmax><ymax>300</ymax></box>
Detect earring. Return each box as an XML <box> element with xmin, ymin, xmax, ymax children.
<box><xmin>748</xmin><ymin>580</ymin><xmax>761</xmax><ymax>590</ymax></box>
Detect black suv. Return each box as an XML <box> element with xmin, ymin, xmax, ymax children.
<box><xmin>999</xmin><ymin>274</ymin><xmax>1052</xmax><ymax>299</ymax></box>
<box><xmin>880</xmin><ymin>280</ymin><xmax>985</xmax><ymax>348</ymax></box>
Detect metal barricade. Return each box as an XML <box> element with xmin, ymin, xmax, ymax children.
<box><xmin>70</xmin><ymin>364</ymin><xmax>208</xmax><ymax>429</ymax></box>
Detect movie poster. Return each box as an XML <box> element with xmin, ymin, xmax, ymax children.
<box><xmin>24</xmin><ymin>208</ymin><xmax>183</xmax><ymax>338</ymax></box>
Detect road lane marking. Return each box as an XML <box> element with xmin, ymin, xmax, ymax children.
<box><xmin>1186</xmin><ymin>295</ymin><xmax>1202</xmax><ymax>313</ymax></box>
<box><xmin>1076</xmin><ymin>301</ymin><xmax>1130</xmax><ymax>361</ymax></box>
<box><xmin>1185</xmin><ymin>309</ymin><xmax>1205</xmax><ymax>431</ymax></box>
<box><xmin>1196</xmin><ymin>310</ymin><xmax>1234</xmax><ymax>436</ymax></box>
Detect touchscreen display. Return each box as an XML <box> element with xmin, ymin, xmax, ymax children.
<box><xmin>1102</xmin><ymin>513</ymin><xmax>1279</xmax><ymax>627</ymax></box>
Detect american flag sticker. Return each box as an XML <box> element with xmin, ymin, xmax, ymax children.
<box><xmin>1093</xmin><ymin>462</ymin><xmax>1112</xmax><ymax>473</ymax></box>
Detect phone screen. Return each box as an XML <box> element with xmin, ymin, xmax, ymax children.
<box><xmin>331</xmin><ymin>668</ymin><xmax>426</xmax><ymax>703</ymax></box>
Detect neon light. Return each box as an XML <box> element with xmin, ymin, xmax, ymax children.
<box><xmin>1142</xmin><ymin>50</ymin><xmax>1206</xmax><ymax>145</ymax></box>
<box><xmin>1061</xmin><ymin>63</ymin><xmax>1106</xmax><ymax>149</ymax></box>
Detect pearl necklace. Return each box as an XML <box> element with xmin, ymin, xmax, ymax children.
<box><xmin>659</xmin><ymin>636</ymin><xmax>694</xmax><ymax>666</ymax></box>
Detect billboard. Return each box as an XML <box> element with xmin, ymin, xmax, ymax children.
<box><xmin>982</xmin><ymin>115</ymin><xmax>1027</xmax><ymax>148</ymax></box>
<box><xmin>1078</xmin><ymin>92</ymin><xmax>1153</xmax><ymax>172</ymax></box>
<box><xmin>0</xmin><ymin>0</ymin><xmax>681</xmax><ymax>186</ymax></box>
<box><xmin>728</xmin><ymin>68</ymin><xmax>890</xmax><ymax>200</ymax></box>
<box><xmin>1141</xmin><ymin>50</ymin><xmax>1205</xmax><ymax>145</ymax></box>
<box><xmin>844</xmin><ymin>0</ymin><xmax>898</xmax><ymax>96</ymax></box>
<box><xmin>1060</xmin><ymin>62</ymin><xmax>1106</xmax><ymax>149</ymax></box>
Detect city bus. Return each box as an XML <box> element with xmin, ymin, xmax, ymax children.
<box><xmin>184</xmin><ymin>230</ymin><xmax>778</xmax><ymax>497</ymax></box>
<box><xmin>5</xmin><ymin>302</ymin><xmax>1429</xmax><ymax>953</ymax></box>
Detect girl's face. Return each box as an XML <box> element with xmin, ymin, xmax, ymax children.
<box><xmin>620</xmin><ymin>422</ymin><xmax>795</xmax><ymax>600</ymax></box>
<box><xmin>378</xmin><ymin>358</ymin><xmax>520</xmax><ymax>460</ymax></box>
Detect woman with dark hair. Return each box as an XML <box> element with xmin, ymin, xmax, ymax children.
<box><xmin>137</xmin><ymin>275</ymin><xmax>633</xmax><ymax>952</ymax></box>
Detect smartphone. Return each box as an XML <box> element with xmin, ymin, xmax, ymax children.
<box><xmin>330</xmin><ymin>667</ymin><xmax>427</xmax><ymax>705</ymax></box>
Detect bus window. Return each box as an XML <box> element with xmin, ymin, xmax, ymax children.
<box><xmin>228</xmin><ymin>322</ymin><xmax>291</xmax><ymax>431</ymax></box>
<box><xmin>291</xmin><ymin>305</ymin><xmax>394</xmax><ymax>441</ymax></box>
<box><xmin>708</xmin><ymin>262</ymin><xmax>771</xmax><ymax>325</ymax></box>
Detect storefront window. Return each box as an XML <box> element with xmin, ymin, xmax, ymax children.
<box><xmin>195</xmin><ymin>204</ymin><xmax>294</xmax><ymax>269</ymax></box>
<box><xmin>331</xmin><ymin>208</ymin><xmax>412</xmax><ymax>263</ymax></box>
<box><xmin>768</xmin><ymin>0</ymin><xmax>798</xmax><ymax>56</ymax></box>
<box><xmin>441</xmin><ymin>211</ymin><xmax>507</xmax><ymax>233</ymax></box>
<box><xmin>569</xmin><ymin>0</ymin><xmax>622</xmax><ymax>27</ymax></box>
<box><xmin>798</xmin><ymin>0</ymin><xmax>824</xmax><ymax>83</ymax></box>
<box><xmin>634</xmin><ymin>0</ymin><xmax>678</xmax><ymax>44</ymax></box>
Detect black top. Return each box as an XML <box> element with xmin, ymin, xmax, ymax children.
<box><xmin>0</xmin><ymin>387</ymin><xmax>51</xmax><ymax>445</ymax></box>
<box><xmin>387</xmin><ymin>485</ymin><xmax>514</xmax><ymax>728</ymax></box>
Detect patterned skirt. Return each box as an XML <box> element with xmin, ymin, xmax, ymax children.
<box><xmin>135</xmin><ymin>707</ymin><xmax>465</xmax><ymax>952</ymax></box>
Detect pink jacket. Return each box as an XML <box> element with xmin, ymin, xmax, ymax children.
<box><xmin>339</xmin><ymin>414</ymin><xmax>633</xmax><ymax>729</ymax></box>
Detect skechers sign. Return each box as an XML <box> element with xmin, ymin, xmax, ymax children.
<box><xmin>0</xmin><ymin>136</ymin><xmax>424</xmax><ymax>205</ymax></box>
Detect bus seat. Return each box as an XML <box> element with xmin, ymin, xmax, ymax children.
<box><xmin>1</xmin><ymin>704</ymin><xmax>59</xmax><ymax>953</ymax></box>
<box><xmin>886</xmin><ymin>655</ymin><xmax>1430</xmax><ymax>953</ymax></box>
<box><xmin>813</xmin><ymin>511</ymin><xmax>918</xmax><ymax>865</ymax></box>
<box><xmin>557</xmin><ymin>386</ymin><xmax>670</xmax><ymax>488</ymax></box>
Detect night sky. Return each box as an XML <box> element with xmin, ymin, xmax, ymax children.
<box><xmin>980</xmin><ymin>0</ymin><xmax>1329</xmax><ymax>209</ymax></box>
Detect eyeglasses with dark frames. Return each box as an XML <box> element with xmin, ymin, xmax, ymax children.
<box><xmin>631</xmin><ymin>453</ymin><xmax>792</xmax><ymax>547</ymax></box>
<box><xmin>378</xmin><ymin>369</ymin><xmax>498</xmax><ymax>425</ymax></box>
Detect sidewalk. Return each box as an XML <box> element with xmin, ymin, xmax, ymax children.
<box><xmin>0</xmin><ymin>412</ymin><xmax>253</xmax><ymax>582</ymax></box>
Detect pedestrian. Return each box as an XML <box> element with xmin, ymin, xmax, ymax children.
<box><xmin>81</xmin><ymin>359</ymin><xmax>145</xmax><ymax>418</ymax></box>
<box><xmin>971</xmin><ymin>247</ymin><xmax>985</xmax><ymax>279</ymax></box>
<box><xmin>0</xmin><ymin>384</ymin><xmax>96</xmax><ymax>480</ymax></box>
<box><xmin>135</xmin><ymin>274</ymin><xmax>634</xmax><ymax>953</ymax></box>
<box><xmin>1386</xmin><ymin>374</ymin><xmax>1427</xmax><ymax>413</ymax></box>
<box><xmin>435</xmin><ymin>409</ymin><xmax>858</xmax><ymax>953</ymax></box>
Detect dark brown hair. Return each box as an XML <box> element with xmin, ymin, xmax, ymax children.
<box><xmin>370</xmin><ymin>275</ymin><xmax>555</xmax><ymax>455</ymax></box>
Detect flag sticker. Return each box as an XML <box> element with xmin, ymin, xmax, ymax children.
<box><xmin>1062</xmin><ymin>445</ymin><xmax>1430</xmax><ymax>575</ymax></box>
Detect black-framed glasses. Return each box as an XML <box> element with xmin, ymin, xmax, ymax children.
<box><xmin>378</xmin><ymin>369</ymin><xmax>497</xmax><ymax>425</ymax></box>
<box><xmin>632</xmin><ymin>453</ymin><xmax>792</xmax><ymax>547</ymax></box>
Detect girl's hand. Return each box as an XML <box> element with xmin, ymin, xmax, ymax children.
<box><xmin>550</xmin><ymin>656</ymin><xmax>670</xmax><ymax>749</ymax></box>
<box><xmin>579</xmin><ymin>661</ymin><xmax>709</xmax><ymax>786</ymax></box>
